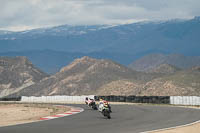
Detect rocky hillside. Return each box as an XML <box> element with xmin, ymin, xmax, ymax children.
<box><xmin>96</xmin><ymin>80</ymin><xmax>142</xmax><ymax>96</ymax></box>
<box><xmin>6</xmin><ymin>56</ymin><xmax>200</xmax><ymax>97</ymax></box>
<box><xmin>129</xmin><ymin>54</ymin><xmax>200</xmax><ymax>72</ymax></box>
<box><xmin>146</xmin><ymin>64</ymin><xmax>181</xmax><ymax>74</ymax></box>
<box><xmin>11</xmin><ymin>56</ymin><xmax>161</xmax><ymax>96</ymax></box>
<box><xmin>139</xmin><ymin>67</ymin><xmax>200</xmax><ymax>96</ymax></box>
<box><xmin>0</xmin><ymin>57</ymin><xmax>48</xmax><ymax>97</ymax></box>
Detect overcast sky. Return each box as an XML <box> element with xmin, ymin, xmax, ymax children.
<box><xmin>0</xmin><ymin>0</ymin><xmax>200</xmax><ymax>31</ymax></box>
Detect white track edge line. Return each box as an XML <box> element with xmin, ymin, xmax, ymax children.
<box><xmin>43</xmin><ymin>116</ymin><xmax>57</xmax><ymax>119</ymax></box>
<box><xmin>141</xmin><ymin>119</ymin><xmax>200</xmax><ymax>133</ymax></box>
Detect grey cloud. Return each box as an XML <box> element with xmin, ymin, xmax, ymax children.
<box><xmin>0</xmin><ymin>0</ymin><xmax>199</xmax><ymax>31</ymax></box>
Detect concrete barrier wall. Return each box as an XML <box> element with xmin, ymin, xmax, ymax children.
<box><xmin>21</xmin><ymin>95</ymin><xmax>95</xmax><ymax>103</ymax></box>
<box><xmin>170</xmin><ymin>96</ymin><xmax>200</xmax><ymax>105</ymax></box>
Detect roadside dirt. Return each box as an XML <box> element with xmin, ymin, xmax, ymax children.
<box><xmin>153</xmin><ymin>123</ymin><xmax>200</xmax><ymax>133</ymax></box>
<box><xmin>0</xmin><ymin>103</ymin><xmax>70</xmax><ymax>127</ymax></box>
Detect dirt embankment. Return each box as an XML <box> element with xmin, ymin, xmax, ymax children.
<box><xmin>0</xmin><ymin>103</ymin><xmax>70</xmax><ymax>127</ymax></box>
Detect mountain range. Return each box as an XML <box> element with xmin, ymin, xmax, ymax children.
<box><xmin>0</xmin><ymin>16</ymin><xmax>200</xmax><ymax>74</ymax></box>
<box><xmin>1</xmin><ymin>17</ymin><xmax>200</xmax><ymax>55</ymax></box>
<box><xmin>3</xmin><ymin>56</ymin><xmax>200</xmax><ymax>97</ymax></box>
<box><xmin>10</xmin><ymin>56</ymin><xmax>159</xmax><ymax>97</ymax></box>
<box><xmin>0</xmin><ymin>16</ymin><xmax>200</xmax><ymax>97</ymax></box>
<box><xmin>0</xmin><ymin>50</ymin><xmax>134</xmax><ymax>74</ymax></box>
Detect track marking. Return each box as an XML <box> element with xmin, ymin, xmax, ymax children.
<box><xmin>64</xmin><ymin>113</ymin><xmax>73</xmax><ymax>114</ymax></box>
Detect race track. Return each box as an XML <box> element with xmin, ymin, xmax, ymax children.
<box><xmin>0</xmin><ymin>104</ymin><xmax>200</xmax><ymax>133</ymax></box>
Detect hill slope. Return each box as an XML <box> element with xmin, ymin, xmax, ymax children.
<box><xmin>146</xmin><ymin>64</ymin><xmax>181</xmax><ymax>74</ymax></box>
<box><xmin>140</xmin><ymin>67</ymin><xmax>200</xmax><ymax>96</ymax></box>
<box><xmin>0</xmin><ymin>57</ymin><xmax>48</xmax><ymax>97</ymax></box>
<box><xmin>0</xmin><ymin>50</ymin><xmax>135</xmax><ymax>74</ymax></box>
<box><xmin>129</xmin><ymin>54</ymin><xmax>200</xmax><ymax>72</ymax></box>
<box><xmin>11</xmin><ymin>56</ymin><xmax>160</xmax><ymax>96</ymax></box>
<box><xmin>5</xmin><ymin>56</ymin><xmax>200</xmax><ymax>97</ymax></box>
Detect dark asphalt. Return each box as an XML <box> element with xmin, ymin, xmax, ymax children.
<box><xmin>0</xmin><ymin>104</ymin><xmax>200</xmax><ymax>133</ymax></box>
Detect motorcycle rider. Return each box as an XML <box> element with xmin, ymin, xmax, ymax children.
<box><xmin>98</xmin><ymin>98</ymin><xmax>104</xmax><ymax>112</ymax></box>
<box><xmin>88</xmin><ymin>98</ymin><xmax>95</xmax><ymax>106</ymax></box>
<box><xmin>85</xmin><ymin>97</ymin><xmax>96</xmax><ymax>107</ymax></box>
<box><xmin>98</xmin><ymin>99</ymin><xmax>112</xmax><ymax>112</ymax></box>
<box><xmin>104</xmin><ymin>100</ymin><xmax>112</xmax><ymax>113</ymax></box>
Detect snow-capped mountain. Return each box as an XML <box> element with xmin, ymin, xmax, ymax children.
<box><xmin>0</xmin><ymin>25</ymin><xmax>113</xmax><ymax>40</ymax></box>
<box><xmin>0</xmin><ymin>16</ymin><xmax>200</xmax><ymax>73</ymax></box>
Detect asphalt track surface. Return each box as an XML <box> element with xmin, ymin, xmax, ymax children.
<box><xmin>1</xmin><ymin>104</ymin><xmax>200</xmax><ymax>133</ymax></box>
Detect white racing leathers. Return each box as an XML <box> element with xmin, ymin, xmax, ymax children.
<box><xmin>98</xmin><ymin>102</ymin><xmax>104</xmax><ymax>112</ymax></box>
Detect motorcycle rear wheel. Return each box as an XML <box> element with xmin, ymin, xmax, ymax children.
<box><xmin>107</xmin><ymin>114</ymin><xmax>111</xmax><ymax>119</ymax></box>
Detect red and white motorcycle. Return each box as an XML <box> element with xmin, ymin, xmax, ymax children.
<box><xmin>85</xmin><ymin>97</ymin><xmax>97</xmax><ymax>110</ymax></box>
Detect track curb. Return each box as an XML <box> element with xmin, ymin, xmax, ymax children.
<box><xmin>39</xmin><ymin>105</ymin><xmax>84</xmax><ymax>121</ymax></box>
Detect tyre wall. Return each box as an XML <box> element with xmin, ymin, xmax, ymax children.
<box><xmin>95</xmin><ymin>96</ymin><xmax>170</xmax><ymax>104</ymax></box>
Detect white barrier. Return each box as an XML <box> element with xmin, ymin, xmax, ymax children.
<box><xmin>21</xmin><ymin>95</ymin><xmax>95</xmax><ymax>103</ymax></box>
<box><xmin>21</xmin><ymin>95</ymin><xmax>200</xmax><ymax>105</ymax></box>
<box><xmin>170</xmin><ymin>96</ymin><xmax>200</xmax><ymax>105</ymax></box>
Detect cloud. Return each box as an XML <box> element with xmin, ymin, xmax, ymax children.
<box><xmin>0</xmin><ymin>0</ymin><xmax>199</xmax><ymax>31</ymax></box>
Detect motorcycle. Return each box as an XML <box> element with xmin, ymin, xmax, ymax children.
<box><xmin>85</xmin><ymin>97</ymin><xmax>98</xmax><ymax>110</ymax></box>
<box><xmin>89</xmin><ymin>101</ymin><xmax>98</xmax><ymax>110</ymax></box>
<box><xmin>101</xmin><ymin>104</ymin><xmax>111</xmax><ymax>119</ymax></box>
